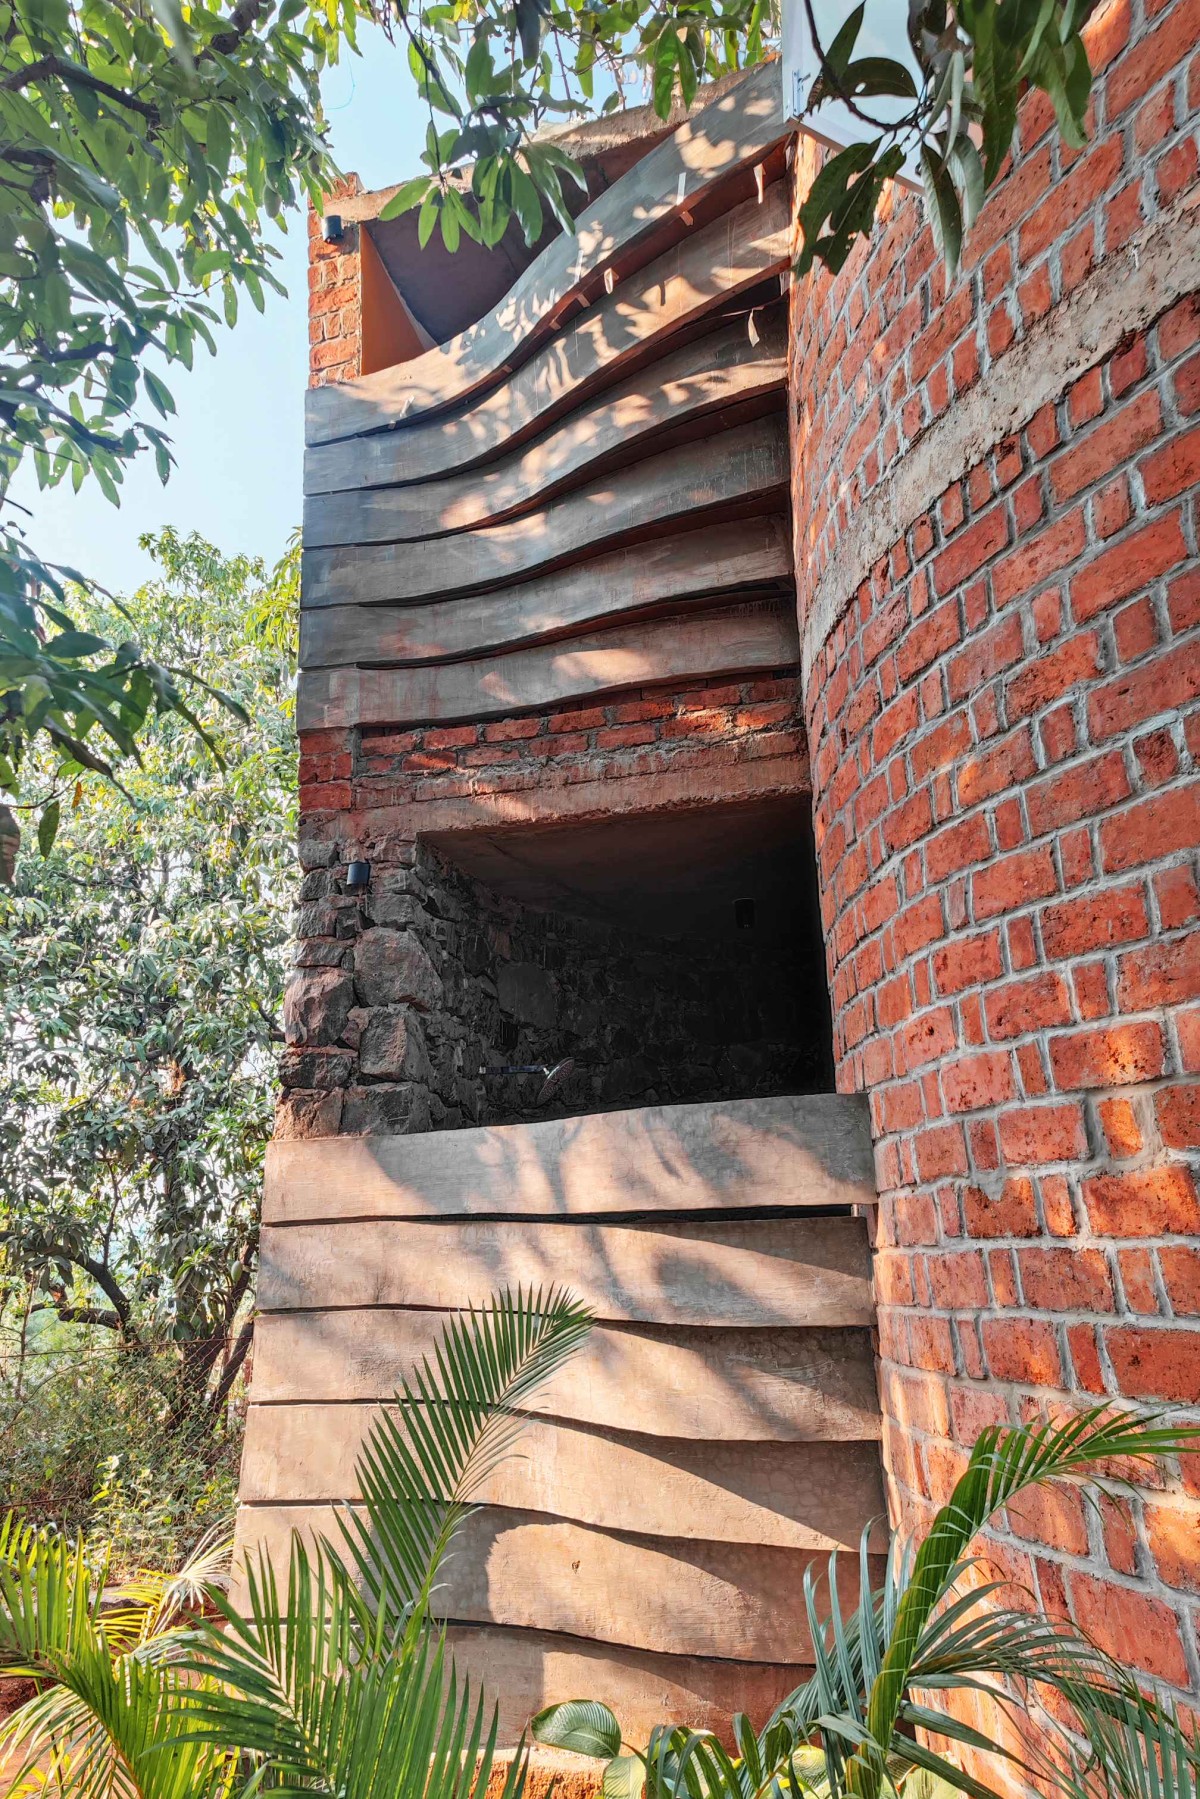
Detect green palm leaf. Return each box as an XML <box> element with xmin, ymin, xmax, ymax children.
<box><xmin>188</xmin><ymin>1565</ymin><xmax>512</xmax><ymax>1799</ymax></box>
<box><xmin>0</xmin><ymin>1517</ymin><xmax>229</xmax><ymax>1799</ymax></box>
<box><xmin>341</xmin><ymin>1283</ymin><xmax>593</xmax><ymax>1634</ymax></box>
<box><xmin>176</xmin><ymin>1284</ymin><xmax>591</xmax><ymax>1797</ymax></box>
<box><xmin>1054</xmin><ymin>1680</ymin><xmax>1200</xmax><ymax>1799</ymax></box>
<box><xmin>0</xmin><ymin>1512</ymin><xmax>107</xmax><ymax>1673</ymax></box>
<box><xmin>846</xmin><ymin>1408</ymin><xmax>1200</xmax><ymax>1799</ymax></box>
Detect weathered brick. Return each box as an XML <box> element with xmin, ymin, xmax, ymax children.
<box><xmin>1105</xmin><ymin>1326</ymin><xmax>1200</xmax><ymax>1405</ymax></box>
<box><xmin>1068</xmin><ymin>1571</ymin><xmax>1190</xmax><ymax>1687</ymax></box>
<box><xmin>981</xmin><ymin>1314</ymin><xmax>1064</xmax><ymax>1384</ymax></box>
<box><xmin>1005</xmin><ymin>632</ymin><xmax>1101</xmax><ymax>719</ymax></box>
<box><xmin>1018</xmin><ymin>1245</ymin><xmax>1115</xmax><ymax>1311</ymax></box>
<box><xmin>973</xmin><ymin>845</ymin><xmax>1058</xmax><ymax>920</ymax></box>
<box><xmin>941</xmin><ymin>1050</ymin><xmax>1017</xmax><ymax>1112</ymax></box>
<box><xmin>1050</xmin><ymin>389</ymin><xmax>1163</xmax><ymax>503</ymax></box>
<box><xmin>985</xmin><ymin>972</ymin><xmax>1074</xmax><ymax>1039</ymax></box>
<box><xmin>932</xmin><ymin>930</ymin><xmax>1005</xmax><ymax>995</ymax></box>
<box><xmin>1048</xmin><ymin>1021</ymin><xmax>1166</xmax><ymax>1089</ymax></box>
<box><xmin>1040</xmin><ymin>885</ymin><xmax>1150</xmax><ymax>959</ymax></box>
<box><xmin>1101</xmin><ymin>788</ymin><xmax>1200</xmax><ymax>875</ymax></box>
<box><xmin>1082</xmin><ymin>1165</ymin><xmax>1200</xmax><ymax>1236</ymax></box>
<box><xmin>997</xmin><ymin>1101</ymin><xmax>1088</xmax><ymax>1164</ymax></box>
<box><xmin>963</xmin><ymin>1177</ymin><xmax>1039</xmax><ymax>1238</ymax></box>
<box><xmin>1025</xmin><ymin>751</ymin><xmax>1131</xmax><ymax>835</ymax></box>
<box><xmin>1070</xmin><ymin>513</ymin><xmax>1189</xmax><ymax>622</ymax></box>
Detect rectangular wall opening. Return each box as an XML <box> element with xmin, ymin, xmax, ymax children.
<box><xmin>410</xmin><ymin>794</ymin><xmax>835</xmax><ymax>1130</ymax></box>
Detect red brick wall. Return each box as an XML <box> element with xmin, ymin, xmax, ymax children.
<box><xmin>298</xmin><ymin>675</ymin><xmax>806</xmax><ymax>832</ymax></box>
<box><xmin>791</xmin><ymin>0</ymin><xmax>1200</xmax><ymax>1721</ymax></box>
<box><xmin>308</xmin><ymin>175</ymin><xmax>363</xmax><ymax>387</ymax></box>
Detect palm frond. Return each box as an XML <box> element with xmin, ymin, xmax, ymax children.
<box><xmin>0</xmin><ymin>1513</ymin><xmax>106</xmax><ymax>1674</ymax></box>
<box><xmin>846</xmin><ymin>1409</ymin><xmax>1200</xmax><ymax>1799</ymax></box>
<box><xmin>185</xmin><ymin>1525</ymin><xmax>525</xmax><ymax>1799</ymax></box>
<box><xmin>187</xmin><ymin>1531</ymin><xmax>367</xmax><ymax>1777</ymax></box>
<box><xmin>174</xmin><ymin>1286</ymin><xmax>590</xmax><ymax>1797</ymax></box>
<box><xmin>341</xmin><ymin>1283</ymin><xmax>593</xmax><ymax>1634</ymax></box>
<box><xmin>98</xmin><ymin>1527</ymin><xmax>232</xmax><ymax>1657</ymax></box>
<box><xmin>146</xmin><ymin>1525</ymin><xmax>233</xmax><ymax>1635</ymax></box>
<box><xmin>908</xmin><ymin>1587</ymin><xmax>1109</xmax><ymax>1692</ymax></box>
<box><xmin>0</xmin><ymin>1632</ymin><xmax>229</xmax><ymax>1799</ymax></box>
<box><xmin>1055</xmin><ymin>1679</ymin><xmax>1200</xmax><ymax>1799</ymax></box>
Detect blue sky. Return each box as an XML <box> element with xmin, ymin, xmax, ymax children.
<box><xmin>15</xmin><ymin>27</ymin><xmax>428</xmax><ymax>596</ymax></box>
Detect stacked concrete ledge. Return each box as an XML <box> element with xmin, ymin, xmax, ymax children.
<box><xmin>237</xmin><ymin>1094</ymin><xmax>885</xmax><ymax>1738</ymax></box>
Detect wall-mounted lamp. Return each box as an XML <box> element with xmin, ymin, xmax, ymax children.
<box><xmin>322</xmin><ymin>213</ymin><xmax>345</xmax><ymax>243</ymax></box>
<box><xmin>345</xmin><ymin>859</ymin><xmax>371</xmax><ymax>895</ymax></box>
<box><xmin>734</xmin><ymin>896</ymin><xmax>757</xmax><ymax>932</ymax></box>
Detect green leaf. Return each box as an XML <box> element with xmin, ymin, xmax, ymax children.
<box><xmin>148</xmin><ymin>0</ymin><xmax>195</xmax><ymax>70</ymax></box>
<box><xmin>947</xmin><ymin>132</ymin><xmax>986</xmax><ymax>229</ymax></box>
<box><xmin>603</xmin><ymin>1752</ymin><xmax>646</xmax><ymax>1799</ymax></box>
<box><xmin>677</xmin><ymin>37</ymin><xmax>698</xmax><ymax>110</ymax></box>
<box><xmin>417</xmin><ymin>190</ymin><xmax>440</xmax><ymax>249</ymax></box>
<box><xmin>37</xmin><ymin>799</ymin><xmax>61</xmax><ymax>856</ymax></box>
<box><xmin>510</xmin><ymin>165</ymin><xmax>543</xmax><ymax>245</ymax></box>
<box><xmin>822</xmin><ymin>1</ymin><xmax>864</xmax><ymax>82</ymax></box>
<box><xmin>794</xmin><ymin>137</ymin><xmax>878</xmax><ymax>275</ymax></box>
<box><xmin>44</xmin><ymin>630</ymin><xmax>109</xmax><ymax>658</ymax></box>
<box><xmin>841</xmin><ymin>55</ymin><xmax>919</xmax><ymax>100</ymax></box>
<box><xmin>206</xmin><ymin>106</ymin><xmax>231</xmax><ymax>177</ymax></box>
<box><xmin>652</xmin><ymin>33</ymin><xmax>677</xmax><ymax>117</ymax></box>
<box><xmin>378</xmin><ymin>175</ymin><xmax>433</xmax><ymax>222</ymax></box>
<box><xmin>970</xmin><ymin>0</ymin><xmax>1021</xmax><ymax>182</ymax></box>
<box><xmin>440</xmin><ymin>193</ymin><xmax>461</xmax><ymax>252</ymax></box>
<box><xmin>921</xmin><ymin>143</ymin><xmax>964</xmax><ymax>277</ymax></box>
<box><xmin>464</xmin><ymin>31</ymin><xmax>494</xmax><ymax>99</ymax></box>
<box><xmin>515</xmin><ymin>0</ymin><xmax>543</xmax><ymax>65</ymax></box>
<box><xmin>143</xmin><ymin>369</ymin><xmax>176</xmax><ymax>418</ymax></box>
<box><xmin>533</xmin><ymin>1700</ymin><xmax>623</xmax><ymax>1759</ymax></box>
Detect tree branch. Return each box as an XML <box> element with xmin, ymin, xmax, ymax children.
<box><xmin>1</xmin><ymin>52</ymin><xmax>159</xmax><ymax>122</ymax></box>
<box><xmin>253</xmin><ymin>996</ymin><xmax>285</xmax><ymax>1043</ymax></box>
<box><xmin>41</xmin><ymin>1244</ymin><xmax>139</xmax><ymax>1342</ymax></box>
<box><xmin>35</xmin><ymin>1296</ymin><xmax>122</xmax><ymax>1330</ymax></box>
<box><xmin>207</xmin><ymin>1315</ymin><xmax>253</xmax><ymax>1420</ymax></box>
<box><xmin>222</xmin><ymin>1248</ymin><xmax>256</xmax><ymax>1325</ymax></box>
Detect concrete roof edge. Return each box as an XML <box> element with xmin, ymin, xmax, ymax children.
<box><xmin>326</xmin><ymin>58</ymin><xmax>776</xmax><ymax>225</ymax></box>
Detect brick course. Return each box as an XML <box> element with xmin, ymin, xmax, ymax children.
<box><xmin>297</xmin><ymin>676</ymin><xmax>808</xmax><ymax>841</ymax></box>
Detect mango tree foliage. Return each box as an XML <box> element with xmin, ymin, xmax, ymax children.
<box><xmin>793</xmin><ymin>0</ymin><xmax>1101</xmax><ymax>278</ymax></box>
<box><xmin>0</xmin><ymin>0</ymin><xmax>347</xmax><ymax>848</ymax></box>
<box><xmin>0</xmin><ymin>0</ymin><xmax>1101</xmax><ymax>851</ymax></box>
<box><xmin>373</xmin><ymin>0</ymin><xmax>776</xmax><ymax>250</ymax></box>
<box><xmin>0</xmin><ymin>529</ymin><xmax>296</xmax><ymax>1437</ymax></box>
<box><xmin>382</xmin><ymin>0</ymin><xmax>1099</xmax><ymax>283</ymax></box>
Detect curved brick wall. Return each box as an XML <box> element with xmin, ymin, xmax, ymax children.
<box><xmin>791</xmin><ymin>0</ymin><xmax>1200</xmax><ymax>1714</ymax></box>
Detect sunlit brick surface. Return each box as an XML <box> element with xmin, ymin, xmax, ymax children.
<box><xmin>791</xmin><ymin>0</ymin><xmax>1200</xmax><ymax>1739</ymax></box>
